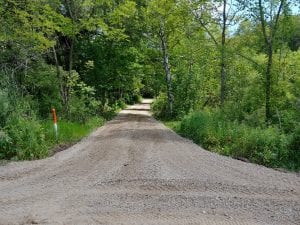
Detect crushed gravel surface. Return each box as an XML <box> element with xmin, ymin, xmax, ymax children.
<box><xmin>0</xmin><ymin>99</ymin><xmax>299</xmax><ymax>225</ymax></box>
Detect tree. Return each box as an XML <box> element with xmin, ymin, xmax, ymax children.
<box><xmin>258</xmin><ymin>0</ymin><xmax>284</xmax><ymax>122</ymax></box>
<box><xmin>189</xmin><ymin>0</ymin><xmax>239</xmax><ymax>106</ymax></box>
<box><xmin>237</xmin><ymin>0</ymin><xmax>291</xmax><ymax>122</ymax></box>
<box><xmin>145</xmin><ymin>0</ymin><xmax>187</xmax><ymax>115</ymax></box>
<box><xmin>0</xmin><ymin>0</ymin><xmax>60</xmax><ymax>86</ymax></box>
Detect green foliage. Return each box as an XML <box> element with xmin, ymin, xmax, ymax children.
<box><xmin>0</xmin><ymin>114</ymin><xmax>105</xmax><ymax>160</ymax></box>
<box><xmin>26</xmin><ymin>62</ymin><xmax>62</xmax><ymax>117</ymax></box>
<box><xmin>0</xmin><ymin>131</ymin><xmax>12</xmax><ymax>159</ymax></box>
<box><xmin>3</xmin><ymin>115</ymin><xmax>47</xmax><ymax>160</ymax></box>
<box><xmin>43</xmin><ymin>117</ymin><xmax>105</xmax><ymax>147</ymax></box>
<box><xmin>0</xmin><ymin>88</ymin><xmax>10</xmax><ymax>127</ymax></box>
<box><xmin>151</xmin><ymin>93</ymin><xmax>170</xmax><ymax>119</ymax></box>
<box><xmin>176</xmin><ymin>111</ymin><xmax>298</xmax><ymax>170</ymax></box>
<box><xmin>68</xmin><ymin>71</ymin><xmax>101</xmax><ymax>123</ymax></box>
<box><xmin>76</xmin><ymin>36</ymin><xmax>143</xmax><ymax>105</ymax></box>
<box><xmin>288</xmin><ymin>126</ymin><xmax>300</xmax><ymax>169</ymax></box>
<box><xmin>0</xmin><ymin>94</ymin><xmax>47</xmax><ymax>160</ymax></box>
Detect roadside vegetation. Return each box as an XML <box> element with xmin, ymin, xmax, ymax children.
<box><xmin>164</xmin><ymin>112</ymin><xmax>299</xmax><ymax>171</ymax></box>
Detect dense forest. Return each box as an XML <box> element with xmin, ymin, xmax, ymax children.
<box><xmin>0</xmin><ymin>0</ymin><xmax>299</xmax><ymax>170</ymax></box>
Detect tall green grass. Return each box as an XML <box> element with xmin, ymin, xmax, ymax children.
<box><xmin>0</xmin><ymin>116</ymin><xmax>104</xmax><ymax>160</ymax></box>
<box><xmin>43</xmin><ymin>117</ymin><xmax>105</xmax><ymax>154</ymax></box>
<box><xmin>43</xmin><ymin>117</ymin><xmax>104</xmax><ymax>144</ymax></box>
<box><xmin>166</xmin><ymin>111</ymin><xmax>299</xmax><ymax>171</ymax></box>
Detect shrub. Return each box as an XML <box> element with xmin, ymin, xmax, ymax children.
<box><xmin>178</xmin><ymin>111</ymin><xmax>292</xmax><ymax>169</ymax></box>
<box><xmin>288</xmin><ymin>126</ymin><xmax>300</xmax><ymax>170</ymax></box>
<box><xmin>115</xmin><ymin>99</ymin><xmax>127</xmax><ymax>109</ymax></box>
<box><xmin>228</xmin><ymin>125</ymin><xmax>289</xmax><ymax>167</ymax></box>
<box><xmin>151</xmin><ymin>93</ymin><xmax>170</xmax><ymax>119</ymax></box>
<box><xmin>69</xmin><ymin>95</ymin><xmax>100</xmax><ymax>123</ymax></box>
<box><xmin>68</xmin><ymin>76</ymin><xmax>101</xmax><ymax>123</ymax></box>
<box><xmin>26</xmin><ymin>62</ymin><xmax>62</xmax><ymax>118</ymax></box>
<box><xmin>0</xmin><ymin>89</ymin><xmax>10</xmax><ymax>127</ymax></box>
<box><xmin>0</xmin><ymin>130</ymin><xmax>13</xmax><ymax>159</ymax></box>
<box><xmin>4</xmin><ymin>115</ymin><xmax>47</xmax><ymax>160</ymax></box>
<box><xmin>123</xmin><ymin>93</ymin><xmax>142</xmax><ymax>105</ymax></box>
<box><xmin>98</xmin><ymin>100</ymin><xmax>118</xmax><ymax>120</ymax></box>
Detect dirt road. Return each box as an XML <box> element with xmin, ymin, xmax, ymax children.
<box><xmin>0</xmin><ymin>99</ymin><xmax>299</xmax><ymax>225</ymax></box>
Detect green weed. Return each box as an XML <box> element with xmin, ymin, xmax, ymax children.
<box><xmin>42</xmin><ymin>117</ymin><xmax>105</xmax><ymax>153</ymax></box>
<box><xmin>166</xmin><ymin>111</ymin><xmax>299</xmax><ymax>171</ymax></box>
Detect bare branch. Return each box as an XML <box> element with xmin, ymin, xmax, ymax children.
<box><xmin>196</xmin><ymin>16</ymin><xmax>219</xmax><ymax>46</ymax></box>
<box><xmin>272</xmin><ymin>0</ymin><xmax>284</xmax><ymax>38</ymax></box>
<box><xmin>258</xmin><ymin>0</ymin><xmax>269</xmax><ymax>45</ymax></box>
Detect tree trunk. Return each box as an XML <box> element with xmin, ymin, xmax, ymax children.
<box><xmin>159</xmin><ymin>29</ymin><xmax>173</xmax><ymax>116</ymax></box>
<box><xmin>186</xmin><ymin>58</ymin><xmax>194</xmax><ymax>110</ymax></box>
<box><xmin>68</xmin><ymin>38</ymin><xmax>74</xmax><ymax>72</ymax></box>
<box><xmin>220</xmin><ymin>0</ymin><xmax>227</xmax><ymax>106</ymax></box>
<box><xmin>265</xmin><ymin>45</ymin><xmax>273</xmax><ymax>122</ymax></box>
<box><xmin>52</xmin><ymin>46</ymin><xmax>66</xmax><ymax>108</ymax></box>
<box><xmin>65</xmin><ymin>37</ymin><xmax>74</xmax><ymax>117</ymax></box>
<box><xmin>220</xmin><ymin>47</ymin><xmax>226</xmax><ymax>106</ymax></box>
<box><xmin>258</xmin><ymin>0</ymin><xmax>283</xmax><ymax>123</ymax></box>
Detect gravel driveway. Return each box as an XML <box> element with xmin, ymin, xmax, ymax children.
<box><xmin>0</xmin><ymin>99</ymin><xmax>299</xmax><ymax>225</ymax></box>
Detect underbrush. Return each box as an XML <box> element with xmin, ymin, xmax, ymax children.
<box><xmin>165</xmin><ymin>111</ymin><xmax>299</xmax><ymax>171</ymax></box>
<box><xmin>0</xmin><ymin>116</ymin><xmax>105</xmax><ymax>161</ymax></box>
<box><xmin>0</xmin><ymin>116</ymin><xmax>47</xmax><ymax>160</ymax></box>
<box><xmin>42</xmin><ymin>117</ymin><xmax>105</xmax><ymax>151</ymax></box>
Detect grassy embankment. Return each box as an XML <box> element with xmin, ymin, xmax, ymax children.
<box><xmin>164</xmin><ymin>111</ymin><xmax>300</xmax><ymax>171</ymax></box>
<box><xmin>0</xmin><ymin>116</ymin><xmax>105</xmax><ymax>165</ymax></box>
<box><xmin>0</xmin><ymin>99</ymin><xmax>129</xmax><ymax>163</ymax></box>
<box><xmin>42</xmin><ymin>117</ymin><xmax>105</xmax><ymax>154</ymax></box>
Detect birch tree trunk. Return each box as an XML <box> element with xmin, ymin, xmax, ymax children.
<box><xmin>159</xmin><ymin>27</ymin><xmax>173</xmax><ymax>116</ymax></box>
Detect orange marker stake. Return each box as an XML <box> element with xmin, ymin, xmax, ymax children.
<box><xmin>51</xmin><ymin>108</ymin><xmax>58</xmax><ymax>139</ymax></box>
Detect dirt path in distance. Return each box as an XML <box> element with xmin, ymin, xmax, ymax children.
<box><xmin>0</xmin><ymin>99</ymin><xmax>299</xmax><ymax>225</ymax></box>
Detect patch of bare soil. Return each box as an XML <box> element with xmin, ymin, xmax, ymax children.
<box><xmin>50</xmin><ymin>142</ymin><xmax>77</xmax><ymax>156</ymax></box>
